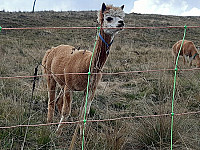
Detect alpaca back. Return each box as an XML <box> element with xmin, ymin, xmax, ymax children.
<box><xmin>172</xmin><ymin>40</ymin><xmax>196</xmax><ymax>57</ymax></box>
<box><xmin>42</xmin><ymin>45</ymin><xmax>93</xmax><ymax>90</ymax></box>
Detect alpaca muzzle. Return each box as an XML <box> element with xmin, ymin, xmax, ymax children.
<box><xmin>117</xmin><ymin>20</ymin><xmax>125</xmax><ymax>28</ymax></box>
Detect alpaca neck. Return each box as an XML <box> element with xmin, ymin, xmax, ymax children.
<box><xmin>194</xmin><ymin>54</ymin><xmax>200</xmax><ymax>67</ymax></box>
<box><xmin>192</xmin><ymin>48</ymin><xmax>199</xmax><ymax>59</ymax></box>
<box><xmin>191</xmin><ymin>49</ymin><xmax>198</xmax><ymax>56</ymax></box>
<box><xmin>92</xmin><ymin>29</ymin><xmax>114</xmax><ymax>72</ymax></box>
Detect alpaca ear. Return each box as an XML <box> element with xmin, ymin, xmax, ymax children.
<box><xmin>121</xmin><ymin>5</ymin><xmax>124</xmax><ymax>10</ymax></box>
<box><xmin>102</xmin><ymin>3</ymin><xmax>107</xmax><ymax>12</ymax></box>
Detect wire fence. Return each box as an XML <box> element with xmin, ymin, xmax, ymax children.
<box><xmin>1</xmin><ymin>26</ymin><xmax>200</xmax><ymax>30</ymax></box>
<box><xmin>0</xmin><ymin>25</ymin><xmax>200</xmax><ymax>150</ymax></box>
<box><xmin>0</xmin><ymin>110</ymin><xmax>199</xmax><ymax>129</ymax></box>
<box><xmin>1</xmin><ymin>68</ymin><xmax>200</xmax><ymax>79</ymax></box>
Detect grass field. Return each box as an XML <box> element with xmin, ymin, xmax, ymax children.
<box><xmin>0</xmin><ymin>11</ymin><xmax>200</xmax><ymax>149</ymax></box>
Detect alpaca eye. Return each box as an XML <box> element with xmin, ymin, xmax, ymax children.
<box><xmin>106</xmin><ymin>17</ymin><xmax>113</xmax><ymax>22</ymax></box>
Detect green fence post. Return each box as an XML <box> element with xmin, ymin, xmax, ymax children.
<box><xmin>171</xmin><ymin>25</ymin><xmax>187</xmax><ymax>150</ymax></box>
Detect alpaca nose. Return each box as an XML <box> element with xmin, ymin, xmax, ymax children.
<box><xmin>118</xmin><ymin>20</ymin><xmax>124</xmax><ymax>27</ymax></box>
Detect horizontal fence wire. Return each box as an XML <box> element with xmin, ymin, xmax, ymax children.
<box><xmin>1</xmin><ymin>26</ymin><xmax>200</xmax><ymax>30</ymax></box>
<box><xmin>0</xmin><ymin>68</ymin><xmax>200</xmax><ymax>79</ymax></box>
<box><xmin>0</xmin><ymin>111</ymin><xmax>199</xmax><ymax>129</ymax></box>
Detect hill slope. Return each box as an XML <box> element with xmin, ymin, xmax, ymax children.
<box><xmin>0</xmin><ymin>11</ymin><xmax>200</xmax><ymax>149</ymax></box>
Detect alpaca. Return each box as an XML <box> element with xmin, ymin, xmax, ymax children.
<box><xmin>172</xmin><ymin>40</ymin><xmax>200</xmax><ymax>68</ymax></box>
<box><xmin>42</xmin><ymin>3</ymin><xmax>125</xmax><ymax>134</ymax></box>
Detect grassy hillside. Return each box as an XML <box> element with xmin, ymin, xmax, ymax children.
<box><xmin>0</xmin><ymin>11</ymin><xmax>200</xmax><ymax>149</ymax></box>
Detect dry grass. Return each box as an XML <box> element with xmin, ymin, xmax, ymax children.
<box><xmin>0</xmin><ymin>11</ymin><xmax>199</xmax><ymax>149</ymax></box>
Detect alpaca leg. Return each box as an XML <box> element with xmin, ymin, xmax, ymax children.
<box><xmin>189</xmin><ymin>57</ymin><xmax>193</xmax><ymax>66</ymax></box>
<box><xmin>183</xmin><ymin>55</ymin><xmax>186</xmax><ymax>65</ymax></box>
<box><xmin>189</xmin><ymin>60</ymin><xmax>192</xmax><ymax>66</ymax></box>
<box><xmin>56</xmin><ymin>86</ymin><xmax>72</xmax><ymax>135</ymax></box>
<box><xmin>79</xmin><ymin>74</ymin><xmax>102</xmax><ymax>135</ymax></box>
<box><xmin>56</xmin><ymin>90</ymin><xmax>64</xmax><ymax>114</ymax></box>
<box><xmin>174</xmin><ymin>54</ymin><xmax>178</xmax><ymax>65</ymax></box>
<box><xmin>56</xmin><ymin>96</ymin><xmax>63</xmax><ymax>114</ymax></box>
<box><xmin>47</xmin><ymin>77</ymin><xmax>56</xmax><ymax>123</ymax></box>
<box><xmin>79</xmin><ymin>89</ymin><xmax>97</xmax><ymax>136</ymax></box>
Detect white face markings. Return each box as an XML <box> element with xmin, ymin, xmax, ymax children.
<box><xmin>103</xmin><ymin>10</ymin><xmax>125</xmax><ymax>35</ymax></box>
<box><xmin>104</xmin><ymin>15</ymin><xmax>124</xmax><ymax>27</ymax></box>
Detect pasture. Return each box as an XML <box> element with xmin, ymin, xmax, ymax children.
<box><xmin>0</xmin><ymin>11</ymin><xmax>200</xmax><ymax>149</ymax></box>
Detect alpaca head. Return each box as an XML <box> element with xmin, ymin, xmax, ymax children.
<box><xmin>97</xmin><ymin>3</ymin><xmax>125</xmax><ymax>35</ymax></box>
<box><xmin>197</xmin><ymin>46</ymin><xmax>200</xmax><ymax>51</ymax></box>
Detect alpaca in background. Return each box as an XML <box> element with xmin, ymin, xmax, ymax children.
<box><xmin>172</xmin><ymin>40</ymin><xmax>200</xmax><ymax>68</ymax></box>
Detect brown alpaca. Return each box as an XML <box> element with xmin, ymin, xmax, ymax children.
<box><xmin>42</xmin><ymin>3</ymin><xmax>125</xmax><ymax>134</ymax></box>
<box><xmin>172</xmin><ymin>40</ymin><xmax>200</xmax><ymax>68</ymax></box>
